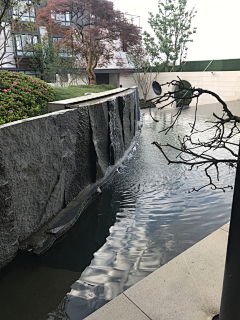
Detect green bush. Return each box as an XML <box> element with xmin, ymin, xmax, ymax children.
<box><xmin>0</xmin><ymin>71</ymin><xmax>54</xmax><ymax>125</ymax></box>
<box><xmin>139</xmin><ymin>99</ymin><xmax>156</xmax><ymax>109</ymax></box>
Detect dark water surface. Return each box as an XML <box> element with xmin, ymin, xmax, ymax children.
<box><xmin>0</xmin><ymin>102</ymin><xmax>239</xmax><ymax>320</ymax></box>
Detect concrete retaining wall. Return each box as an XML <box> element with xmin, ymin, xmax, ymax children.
<box><xmin>120</xmin><ymin>71</ymin><xmax>240</xmax><ymax>106</ymax></box>
<box><xmin>0</xmin><ymin>88</ymin><xmax>138</xmax><ymax>270</ymax></box>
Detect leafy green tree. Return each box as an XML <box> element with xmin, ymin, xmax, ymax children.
<box><xmin>30</xmin><ymin>37</ymin><xmax>58</xmax><ymax>82</ymax></box>
<box><xmin>30</xmin><ymin>37</ymin><xmax>75</xmax><ymax>84</ymax></box>
<box><xmin>143</xmin><ymin>0</ymin><xmax>197</xmax><ymax>72</ymax></box>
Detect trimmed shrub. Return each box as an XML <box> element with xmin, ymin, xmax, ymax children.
<box><xmin>0</xmin><ymin>71</ymin><xmax>54</xmax><ymax>125</ymax></box>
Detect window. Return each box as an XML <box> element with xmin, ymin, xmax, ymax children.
<box><xmin>12</xmin><ymin>0</ymin><xmax>36</xmax><ymax>22</ymax></box>
<box><xmin>52</xmin><ymin>12</ymin><xmax>71</xmax><ymax>26</ymax></box>
<box><xmin>52</xmin><ymin>37</ymin><xmax>72</xmax><ymax>57</ymax></box>
<box><xmin>13</xmin><ymin>34</ymin><xmax>38</xmax><ymax>56</ymax></box>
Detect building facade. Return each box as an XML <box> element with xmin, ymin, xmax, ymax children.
<box><xmin>0</xmin><ymin>1</ymin><xmax>141</xmax><ymax>85</ymax></box>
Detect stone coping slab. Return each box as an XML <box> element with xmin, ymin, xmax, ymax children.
<box><xmin>84</xmin><ymin>222</ymin><xmax>229</xmax><ymax>320</ymax></box>
<box><xmin>47</xmin><ymin>87</ymin><xmax>137</xmax><ymax>113</ymax></box>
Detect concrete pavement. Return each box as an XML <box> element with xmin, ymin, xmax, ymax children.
<box><xmin>84</xmin><ymin>223</ymin><xmax>229</xmax><ymax>320</ymax></box>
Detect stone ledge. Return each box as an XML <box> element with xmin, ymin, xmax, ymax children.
<box><xmin>47</xmin><ymin>87</ymin><xmax>136</xmax><ymax>113</ymax></box>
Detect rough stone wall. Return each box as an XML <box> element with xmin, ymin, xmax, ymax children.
<box><xmin>0</xmin><ymin>90</ymin><xmax>137</xmax><ymax>270</ymax></box>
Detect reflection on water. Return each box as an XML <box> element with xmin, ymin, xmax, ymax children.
<box><xmin>0</xmin><ymin>102</ymin><xmax>238</xmax><ymax>320</ymax></box>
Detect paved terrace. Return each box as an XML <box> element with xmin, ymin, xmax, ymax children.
<box><xmin>84</xmin><ymin>222</ymin><xmax>229</xmax><ymax>320</ymax></box>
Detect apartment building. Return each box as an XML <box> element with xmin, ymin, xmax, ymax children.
<box><xmin>0</xmin><ymin>1</ymin><xmax>141</xmax><ymax>86</ymax></box>
<box><xmin>1</xmin><ymin>0</ymin><xmax>38</xmax><ymax>71</ymax></box>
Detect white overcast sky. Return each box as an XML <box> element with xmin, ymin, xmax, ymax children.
<box><xmin>112</xmin><ymin>0</ymin><xmax>240</xmax><ymax>61</ymax></box>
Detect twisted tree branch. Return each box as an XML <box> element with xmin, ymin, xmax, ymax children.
<box><xmin>149</xmin><ymin>78</ymin><xmax>240</xmax><ymax>191</ymax></box>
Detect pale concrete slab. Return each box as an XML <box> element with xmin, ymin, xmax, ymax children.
<box><xmin>125</xmin><ymin>228</ymin><xmax>228</xmax><ymax>320</ymax></box>
<box><xmin>182</xmin><ymin>228</ymin><xmax>227</xmax><ymax>317</ymax></box>
<box><xmin>220</xmin><ymin>222</ymin><xmax>230</xmax><ymax>233</ymax></box>
<box><xmin>84</xmin><ymin>225</ymin><xmax>229</xmax><ymax>320</ymax></box>
<box><xmin>48</xmin><ymin>88</ymin><xmax>127</xmax><ymax>105</ymax></box>
<box><xmin>84</xmin><ymin>293</ymin><xmax>150</xmax><ymax>320</ymax></box>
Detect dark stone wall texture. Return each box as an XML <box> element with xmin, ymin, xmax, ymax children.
<box><xmin>0</xmin><ymin>89</ymin><xmax>138</xmax><ymax>270</ymax></box>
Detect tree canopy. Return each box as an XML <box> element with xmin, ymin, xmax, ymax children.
<box><xmin>143</xmin><ymin>0</ymin><xmax>196</xmax><ymax>72</ymax></box>
<box><xmin>36</xmin><ymin>0</ymin><xmax>142</xmax><ymax>84</ymax></box>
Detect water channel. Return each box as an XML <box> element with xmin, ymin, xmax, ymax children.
<box><xmin>0</xmin><ymin>101</ymin><xmax>239</xmax><ymax>320</ymax></box>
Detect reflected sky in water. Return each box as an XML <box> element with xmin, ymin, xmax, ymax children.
<box><xmin>0</xmin><ymin>102</ymin><xmax>238</xmax><ymax>320</ymax></box>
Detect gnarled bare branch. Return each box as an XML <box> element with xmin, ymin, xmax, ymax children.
<box><xmin>149</xmin><ymin>78</ymin><xmax>240</xmax><ymax>191</ymax></box>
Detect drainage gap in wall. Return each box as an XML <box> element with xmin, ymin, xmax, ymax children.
<box><xmin>108</xmin><ymin>113</ymin><xmax>115</xmax><ymax>166</ymax></box>
<box><xmin>118</xmin><ymin>96</ymin><xmax>125</xmax><ymax>146</ymax></box>
<box><xmin>89</xmin><ymin>124</ymin><xmax>97</xmax><ymax>183</ymax></box>
<box><xmin>129</xmin><ymin>109</ymin><xmax>132</xmax><ymax>133</ymax></box>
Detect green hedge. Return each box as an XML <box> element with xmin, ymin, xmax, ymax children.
<box><xmin>149</xmin><ymin>59</ymin><xmax>240</xmax><ymax>72</ymax></box>
<box><xmin>179</xmin><ymin>59</ymin><xmax>240</xmax><ymax>72</ymax></box>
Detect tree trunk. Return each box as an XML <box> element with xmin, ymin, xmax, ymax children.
<box><xmin>172</xmin><ymin>61</ymin><xmax>176</xmax><ymax>72</ymax></box>
<box><xmin>87</xmin><ymin>48</ymin><xmax>98</xmax><ymax>85</ymax></box>
<box><xmin>88</xmin><ymin>69</ymin><xmax>97</xmax><ymax>85</ymax></box>
<box><xmin>165</xmin><ymin>56</ymin><xmax>170</xmax><ymax>72</ymax></box>
<box><xmin>143</xmin><ymin>93</ymin><xmax>147</xmax><ymax>104</ymax></box>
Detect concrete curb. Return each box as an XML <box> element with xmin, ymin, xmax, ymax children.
<box><xmin>84</xmin><ymin>222</ymin><xmax>229</xmax><ymax>320</ymax></box>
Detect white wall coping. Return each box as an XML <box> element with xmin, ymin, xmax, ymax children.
<box><xmin>47</xmin><ymin>87</ymin><xmax>137</xmax><ymax>113</ymax></box>
<box><xmin>48</xmin><ymin>88</ymin><xmax>128</xmax><ymax>105</ymax></box>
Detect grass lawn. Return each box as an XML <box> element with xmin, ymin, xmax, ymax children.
<box><xmin>52</xmin><ymin>84</ymin><xmax>116</xmax><ymax>101</ymax></box>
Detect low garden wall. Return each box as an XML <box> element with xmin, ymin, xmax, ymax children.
<box><xmin>0</xmin><ymin>87</ymin><xmax>139</xmax><ymax>270</ymax></box>
<box><xmin>120</xmin><ymin>71</ymin><xmax>240</xmax><ymax>106</ymax></box>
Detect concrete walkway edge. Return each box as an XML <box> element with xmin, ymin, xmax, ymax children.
<box><xmin>84</xmin><ymin>223</ymin><xmax>229</xmax><ymax>320</ymax></box>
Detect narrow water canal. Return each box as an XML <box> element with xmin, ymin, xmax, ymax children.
<box><xmin>0</xmin><ymin>102</ymin><xmax>238</xmax><ymax>320</ymax></box>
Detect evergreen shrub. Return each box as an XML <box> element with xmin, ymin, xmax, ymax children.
<box><xmin>0</xmin><ymin>70</ymin><xmax>54</xmax><ymax>125</ymax></box>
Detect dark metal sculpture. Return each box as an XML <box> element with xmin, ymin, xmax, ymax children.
<box><xmin>152</xmin><ymin>81</ymin><xmax>162</xmax><ymax>96</ymax></box>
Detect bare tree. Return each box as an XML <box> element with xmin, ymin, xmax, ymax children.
<box><xmin>126</xmin><ymin>42</ymin><xmax>162</xmax><ymax>105</ymax></box>
<box><xmin>68</xmin><ymin>56</ymin><xmax>90</xmax><ymax>85</ymax></box>
<box><xmin>149</xmin><ymin>78</ymin><xmax>239</xmax><ymax>192</ymax></box>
